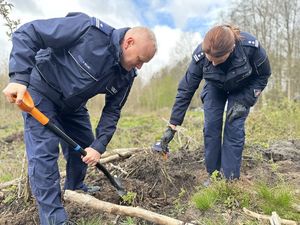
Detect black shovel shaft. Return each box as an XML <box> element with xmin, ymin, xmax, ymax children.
<box><xmin>45</xmin><ymin>121</ymin><xmax>123</xmax><ymax>191</ymax></box>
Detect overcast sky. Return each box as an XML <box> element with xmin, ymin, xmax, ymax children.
<box><xmin>0</xmin><ymin>0</ymin><xmax>231</xmax><ymax>81</ymax></box>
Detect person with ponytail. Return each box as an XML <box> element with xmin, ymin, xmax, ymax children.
<box><xmin>158</xmin><ymin>24</ymin><xmax>271</xmax><ymax>183</ymax></box>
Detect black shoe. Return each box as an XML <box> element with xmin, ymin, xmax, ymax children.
<box><xmin>203</xmin><ymin>171</ymin><xmax>222</xmax><ymax>187</ymax></box>
<box><xmin>86</xmin><ymin>185</ymin><xmax>101</xmax><ymax>194</ymax></box>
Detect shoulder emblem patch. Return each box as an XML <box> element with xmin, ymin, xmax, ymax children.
<box><xmin>193</xmin><ymin>52</ymin><xmax>204</xmax><ymax>62</ymax></box>
<box><xmin>246</xmin><ymin>39</ymin><xmax>259</xmax><ymax>47</ymax></box>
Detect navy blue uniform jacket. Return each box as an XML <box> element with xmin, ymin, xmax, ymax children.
<box><xmin>9</xmin><ymin>12</ymin><xmax>137</xmax><ymax>153</ymax></box>
<box><xmin>170</xmin><ymin>32</ymin><xmax>272</xmax><ymax>126</ymax></box>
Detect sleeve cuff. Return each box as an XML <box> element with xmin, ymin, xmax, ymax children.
<box><xmin>90</xmin><ymin>139</ymin><xmax>106</xmax><ymax>154</ymax></box>
<box><xmin>169</xmin><ymin>118</ymin><xmax>182</xmax><ymax>126</ymax></box>
<box><xmin>9</xmin><ymin>73</ymin><xmax>30</xmax><ymax>87</ymax></box>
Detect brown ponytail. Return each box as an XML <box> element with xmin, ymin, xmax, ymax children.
<box><xmin>202</xmin><ymin>24</ymin><xmax>241</xmax><ymax>58</ymax></box>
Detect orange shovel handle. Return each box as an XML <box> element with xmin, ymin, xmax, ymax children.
<box><xmin>16</xmin><ymin>91</ymin><xmax>49</xmax><ymax>125</ymax></box>
<box><xmin>14</xmin><ymin>91</ymin><xmax>126</xmax><ymax>196</ymax></box>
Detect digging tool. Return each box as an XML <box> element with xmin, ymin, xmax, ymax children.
<box><xmin>14</xmin><ymin>91</ymin><xmax>127</xmax><ymax>197</ymax></box>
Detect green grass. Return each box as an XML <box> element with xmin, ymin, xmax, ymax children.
<box><xmin>77</xmin><ymin>217</ymin><xmax>104</xmax><ymax>225</ymax></box>
<box><xmin>120</xmin><ymin>217</ymin><xmax>137</xmax><ymax>225</ymax></box>
<box><xmin>88</xmin><ymin>98</ymin><xmax>300</xmax><ymax>154</ymax></box>
<box><xmin>246</xmin><ymin>100</ymin><xmax>300</xmax><ymax>148</ymax></box>
<box><xmin>192</xmin><ymin>188</ymin><xmax>219</xmax><ymax>210</ymax></box>
<box><xmin>0</xmin><ymin>172</ymin><xmax>14</xmax><ymax>183</ymax></box>
<box><xmin>0</xmin><ymin>96</ymin><xmax>300</xmax><ymax>223</ymax></box>
<box><xmin>192</xmin><ymin>179</ymin><xmax>300</xmax><ymax>222</ymax></box>
<box><xmin>192</xmin><ymin>179</ymin><xmax>252</xmax><ymax>211</ymax></box>
<box><xmin>256</xmin><ymin>182</ymin><xmax>300</xmax><ymax>221</ymax></box>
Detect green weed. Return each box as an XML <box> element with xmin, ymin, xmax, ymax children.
<box><xmin>121</xmin><ymin>191</ymin><xmax>137</xmax><ymax>205</ymax></box>
<box><xmin>173</xmin><ymin>188</ymin><xmax>188</xmax><ymax>214</ymax></box>
<box><xmin>120</xmin><ymin>217</ymin><xmax>136</xmax><ymax>225</ymax></box>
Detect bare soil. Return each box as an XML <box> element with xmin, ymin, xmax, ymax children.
<box><xmin>0</xmin><ymin>133</ymin><xmax>299</xmax><ymax>225</ymax></box>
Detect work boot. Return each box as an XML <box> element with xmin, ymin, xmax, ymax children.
<box><xmin>86</xmin><ymin>185</ymin><xmax>101</xmax><ymax>194</ymax></box>
<box><xmin>203</xmin><ymin>178</ymin><xmax>212</xmax><ymax>187</ymax></box>
<box><xmin>203</xmin><ymin>171</ymin><xmax>222</xmax><ymax>187</ymax></box>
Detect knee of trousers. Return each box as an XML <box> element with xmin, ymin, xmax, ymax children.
<box><xmin>28</xmin><ymin>158</ymin><xmax>60</xmax><ymax>198</ymax></box>
<box><xmin>204</xmin><ymin>119</ymin><xmax>223</xmax><ymax>138</ymax></box>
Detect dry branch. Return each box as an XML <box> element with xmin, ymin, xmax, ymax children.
<box><xmin>292</xmin><ymin>203</ymin><xmax>300</xmax><ymax>212</ymax></box>
<box><xmin>100</xmin><ymin>147</ymin><xmax>150</xmax><ymax>164</ymax></box>
<box><xmin>64</xmin><ymin>190</ymin><xmax>194</xmax><ymax>225</ymax></box>
<box><xmin>0</xmin><ymin>148</ymin><xmax>145</xmax><ymax>190</ymax></box>
<box><xmin>0</xmin><ymin>178</ymin><xmax>21</xmax><ymax>190</ymax></box>
<box><xmin>243</xmin><ymin>207</ymin><xmax>297</xmax><ymax>225</ymax></box>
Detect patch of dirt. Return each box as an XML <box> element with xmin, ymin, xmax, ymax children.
<box><xmin>2</xmin><ymin>131</ymin><xmax>24</xmax><ymax>144</ymax></box>
<box><xmin>0</xmin><ymin>140</ymin><xmax>299</xmax><ymax>225</ymax></box>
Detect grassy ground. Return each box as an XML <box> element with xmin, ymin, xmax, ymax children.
<box><xmin>1</xmin><ymin>100</ymin><xmax>300</xmax><ymax>182</ymax></box>
<box><xmin>0</xmin><ymin>99</ymin><xmax>299</xmax><ymax>224</ymax></box>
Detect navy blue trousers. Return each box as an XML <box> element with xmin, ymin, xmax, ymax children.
<box><xmin>23</xmin><ymin>87</ymin><xmax>94</xmax><ymax>225</ymax></box>
<box><xmin>201</xmin><ymin>82</ymin><xmax>249</xmax><ymax>179</ymax></box>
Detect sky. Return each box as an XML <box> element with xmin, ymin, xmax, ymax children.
<box><xmin>0</xmin><ymin>0</ymin><xmax>231</xmax><ymax>81</ymax></box>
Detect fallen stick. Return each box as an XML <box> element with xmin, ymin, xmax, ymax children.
<box><xmin>101</xmin><ymin>147</ymin><xmax>149</xmax><ymax>159</ymax></box>
<box><xmin>0</xmin><ymin>178</ymin><xmax>21</xmax><ymax>190</ymax></box>
<box><xmin>64</xmin><ymin>190</ymin><xmax>194</xmax><ymax>225</ymax></box>
<box><xmin>100</xmin><ymin>147</ymin><xmax>151</xmax><ymax>164</ymax></box>
<box><xmin>243</xmin><ymin>207</ymin><xmax>297</xmax><ymax>225</ymax></box>
<box><xmin>109</xmin><ymin>163</ymin><xmax>128</xmax><ymax>175</ymax></box>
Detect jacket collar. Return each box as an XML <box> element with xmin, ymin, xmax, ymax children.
<box><xmin>203</xmin><ymin>41</ymin><xmax>247</xmax><ymax>73</ymax></box>
<box><xmin>110</xmin><ymin>27</ymin><xmax>137</xmax><ymax>77</ymax></box>
<box><xmin>111</xmin><ymin>27</ymin><xmax>130</xmax><ymax>63</ymax></box>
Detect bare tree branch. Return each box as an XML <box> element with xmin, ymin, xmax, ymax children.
<box><xmin>0</xmin><ymin>0</ymin><xmax>20</xmax><ymax>38</ymax></box>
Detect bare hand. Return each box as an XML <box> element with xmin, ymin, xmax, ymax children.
<box><xmin>2</xmin><ymin>83</ymin><xmax>27</xmax><ymax>105</ymax></box>
<box><xmin>82</xmin><ymin>147</ymin><xmax>101</xmax><ymax>166</ymax></box>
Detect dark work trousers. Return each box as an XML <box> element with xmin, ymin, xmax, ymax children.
<box><xmin>23</xmin><ymin>87</ymin><xmax>94</xmax><ymax>225</ymax></box>
<box><xmin>201</xmin><ymin>82</ymin><xmax>250</xmax><ymax>179</ymax></box>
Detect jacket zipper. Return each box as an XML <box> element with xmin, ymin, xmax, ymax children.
<box><xmin>119</xmin><ymin>85</ymin><xmax>130</xmax><ymax>107</ymax></box>
<box><xmin>35</xmin><ymin>66</ymin><xmax>62</xmax><ymax>93</ymax></box>
<box><xmin>68</xmin><ymin>50</ymin><xmax>98</xmax><ymax>81</ymax></box>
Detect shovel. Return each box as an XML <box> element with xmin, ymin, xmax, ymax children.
<box><xmin>15</xmin><ymin>91</ymin><xmax>127</xmax><ymax>197</ymax></box>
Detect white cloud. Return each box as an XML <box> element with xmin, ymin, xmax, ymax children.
<box><xmin>164</xmin><ymin>0</ymin><xmax>230</xmax><ymax>28</ymax></box>
<box><xmin>138</xmin><ymin>25</ymin><xmax>202</xmax><ymax>83</ymax></box>
<box><xmin>76</xmin><ymin>1</ymin><xmax>140</xmax><ymax>27</ymax></box>
<box><xmin>0</xmin><ymin>0</ymin><xmax>229</xmax><ymax>78</ymax></box>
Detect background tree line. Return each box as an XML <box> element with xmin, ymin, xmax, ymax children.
<box><xmin>1</xmin><ymin>0</ymin><xmax>299</xmax><ymax>114</ymax></box>
<box><xmin>223</xmin><ymin>0</ymin><xmax>300</xmax><ymax>102</ymax></box>
<box><xmin>125</xmin><ymin>0</ymin><xmax>300</xmax><ymax>113</ymax></box>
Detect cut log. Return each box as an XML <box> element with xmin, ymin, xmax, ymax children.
<box><xmin>243</xmin><ymin>207</ymin><xmax>297</xmax><ymax>225</ymax></box>
<box><xmin>64</xmin><ymin>190</ymin><xmax>194</xmax><ymax>225</ymax></box>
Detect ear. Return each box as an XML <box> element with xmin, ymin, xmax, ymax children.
<box><xmin>124</xmin><ymin>37</ymin><xmax>134</xmax><ymax>49</ymax></box>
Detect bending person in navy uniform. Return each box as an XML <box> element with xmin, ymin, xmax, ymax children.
<box><xmin>158</xmin><ymin>25</ymin><xmax>271</xmax><ymax>182</ymax></box>
<box><xmin>3</xmin><ymin>12</ymin><xmax>157</xmax><ymax>225</ymax></box>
